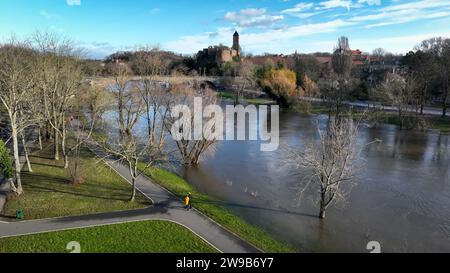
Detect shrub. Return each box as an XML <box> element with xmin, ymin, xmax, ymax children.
<box><xmin>0</xmin><ymin>140</ymin><xmax>13</xmax><ymax>179</ymax></box>
<box><xmin>260</xmin><ymin>68</ymin><xmax>299</xmax><ymax>107</ymax></box>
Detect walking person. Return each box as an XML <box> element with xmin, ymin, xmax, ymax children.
<box><xmin>184</xmin><ymin>193</ymin><xmax>192</xmax><ymax>211</ymax></box>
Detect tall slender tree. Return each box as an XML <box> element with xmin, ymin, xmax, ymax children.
<box><xmin>0</xmin><ymin>41</ymin><xmax>37</xmax><ymax>194</ymax></box>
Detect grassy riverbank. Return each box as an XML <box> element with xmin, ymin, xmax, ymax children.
<box><xmin>217</xmin><ymin>91</ymin><xmax>277</xmax><ymax>105</ymax></box>
<box><xmin>138</xmin><ymin>164</ymin><xmax>297</xmax><ymax>253</ymax></box>
<box><xmin>90</xmin><ymin>130</ymin><xmax>296</xmax><ymax>252</ymax></box>
<box><xmin>0</xmin><ymin>220</ymin><xmax>217</xmax><ymax>253</ymax></box>
<box><xmin>292</xmin><ymin>102</ymin><xmax>450</xmax><ymax>133</ymax></box>
<box><xmin>2</xmin><ymin>144</ymin><xmax>150</xmax><ymax>220</ymax></box>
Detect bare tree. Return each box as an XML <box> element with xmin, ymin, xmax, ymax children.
<box><xmin>287</xmin><ymin>117</ymin><xmax>377</xmax><ymax>219</ymax></box>
<box><xmin>131</xmin><ymin>45</ymin><xmax>167</xmax><ymax>76</ymax></box>
<box><xmin>29</xmin><ymin>91</ymin><xmax>46</xmax><ymax>150</ymax></box>
<box><xmin>101</xmin><ymin>133</ymin><xmax>167</xmax><ymax>201</ymax></box>
<box><xmin>65</xmin><ymin>84</ymin><xmax>110</xmax><ymax>184</ymax></box>
<box><xmin>33</xmin><ymin>32</ymin><xmax>83</xmax><ymax>168</ymax></box>
<box><xmin>231</xmin><ymin>60</ymin><xmax>257</xmax><ymax>106</ymax></box>
<box><xmin>165</xmin><ymin>83</ymin><xmax>218</xmax><ymax>166</ymax></box>
<box><xmin>320</xmin><ymin>37</ymin><xmax>355</xmax><ymax>120</ymax></box>
<box><xmin>376</xmin><ymin>72</ymin><xmax>421</xmax><ymax>130</ymax></box>
<box><xmin>372</xmin><ymin>48</ymin><xmax>387</xmax><ymax>60</ymax></box>
<box><xmin>403</xmin><ymin>48</ymin><xmax>438</xmax><ymax>115</ymax></box>
<box><xmin>139</xmin><ymin>79</ymin><xmax>169</xmax><ymax>146</ymax></box>
<box><xmin>18</xmin><ymin>107</ymin><xmax>33</xmax><ymax>173</ymax></box>
<box><xmin>97</xmin><ymin>85</ymin><xmax>168</xmax><ymax>201</ymax></box>
<box><xmin>417</xmin><ymin>37</ymin><xmax>450</xmax><ymax>117</ymax></box>
<box><xmin>82</xmin><ymin>84</ymin><xmax>112</xmax><ymax>125</ymax></box>
<box><xmin>0</xmin><ymin>40</ymin><xmax>36</xmax><ymax>195</ymax></box>
<box><xmin>105</xmin><ymin>62</ymin><xmax>143</xmax><ymax>140</ymax></box>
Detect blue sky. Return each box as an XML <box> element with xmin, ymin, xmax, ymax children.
<box><xmin>1</xmin><ymin>0</ymin><xmax>450</xmax><ymax>59</ymax></box>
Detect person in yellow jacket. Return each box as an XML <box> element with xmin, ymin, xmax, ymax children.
<box><xmin>184</xmin><ymin>193</ymin><xmax>192</xmax><ymax>211</ymax></box>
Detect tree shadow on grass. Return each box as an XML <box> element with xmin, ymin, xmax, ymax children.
<box><xmin>28</xmin><ymin>161</ymin><xmax>64</xmax><ymax>169</ymax></box>
<box><xmin>22</xmin><ymin>173</ymin><xmax>70</xmax><ymax>186</ymax></box>
<box><xmin>26</xmin><ymin>183</ymin><xmax>134</xmax><ymax>202</ymax></box>
<box><xmin>29</xmin><ymin>154</ymin><xmax>55</xmax><ymax>161</ymax></box>
<box><xmin>20</xmin><ymin>172</ymin><xmax>142</xmax><ymax>203</ymax></box>
<box><xmin>52</xmin><ymin>205</ymin><xmax>168</xmax><ymax>224</ymax></box>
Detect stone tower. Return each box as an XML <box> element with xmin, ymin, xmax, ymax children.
<box><xmin>232</xmin><ymin>31</ymin><xmax>240</xmax><ymax>52</ymax></box>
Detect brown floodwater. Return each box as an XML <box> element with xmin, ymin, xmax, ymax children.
<box><xmin>179</xmin><ymin>112</ymin><xmax>450</xmax><ymax>253</ymax></box>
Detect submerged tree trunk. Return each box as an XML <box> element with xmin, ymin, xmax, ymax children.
<box><xmin>442</xmin><ymin>77</ymin><xmax>449</xmax><ymax>117</ymax></box>
<box><xmin>443</xmin><ymin>91</ymin><xmax>448</xmax><ymax>117</ymax></box>
<box><xmin>398</xmin><ymin>109</ymin><xmax>403</xmax><ymax>130</ymax></box>
<box><xmin>319</xmin><ymin>191</ymin><xmax>326</xmax><ymax>219</ymax></box>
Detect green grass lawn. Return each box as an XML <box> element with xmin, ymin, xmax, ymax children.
<box><xmin>0</xmin><ymin>220</ymin><xmax>217</xmax><ymax>253</ymax></box>
<box><xmin>138</xmin><ymin>165</ymin><xmax>297</xmax><ymax>253</ymax></box>
<box><xmin>217</xmin><ymin>91</ymin><xmax>234</xmax><ymax>100</ymax></box>
<box><xmin>428</xmin><ymin>116</ymin><xmax>450</xmax><ymax>133</ymax></box>
<box><xmin>246</xmin><ymin>98</ymin><xmax>277</xmax><ymax>105</ymax></box>
<box><xmin>372</xmin><ymin>113</ymin><xmax>450</xmax><ymax>132</ymax></box>
<box><xmin>2</xmin><ymin>144</ymin><xmax>150</xmax><ymax>220</ymax></box>
<box><xmin>296</xmin><ymin>102</ymin><xmax>450</xmax><ymax>133</ymax></box>
<box><xmin>216</xmin><ymin>91</ymin><xmax>277</xmax><ymax>106</ymax></box>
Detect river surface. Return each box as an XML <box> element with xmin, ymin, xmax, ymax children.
<box><xmin>177</xmin><ymin>111</ymin><xmax>450</xmax><ymax>253</ymax></box>
<box><xmin>106</xmin><ymin>101</ymin><xmax>450</xmax><ymax>252</ymax></box>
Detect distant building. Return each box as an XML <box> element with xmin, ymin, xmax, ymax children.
<box><xmin>348</xmin><ymin>49</ymin><xmax>371</xmax><ymax>66</ymax></box>
<box><xmin>198</xmin><ymin>31</ymin><xmax>241</xmax><ymax>65</ymax></box>
<box><xmin>315</xmin><ymin>56</ymin><xmax>333</xmax><ymax>70</ymax></box>
<box><xmin>247</xmin><ymin>54</ymin><xmax>295</xmax><ymax>68</ymax></box>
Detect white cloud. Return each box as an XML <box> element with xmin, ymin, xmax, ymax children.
<box><xmin>366</xmin><ymin>11</ymin><xmax>450</xmax><ymax>28</ymax></box>
<box><xmin>358</xmin><ymin>0</ymin><xmax>381</xmax><ymax>5</ymax></box>
<box><xmin>348</xmin><ymin>0</ymin><xmax>450</xmax><ymax>28</ymax></box>
<box><xmin>351</xmin><ymin>31</ymin><xmax>450</xmax><ymax>53</ymax></box>
<box><xmin>281</xmin><ymin>3</ymin><xmax>315</xmax><ymax>13</ymax></box>
<box><xmin>382</xmin><ymin>0</ymin><xmax>450</xmax><ymax>11</ymax></box>
<box><xmin>225</xmin><ymin>8</ymin><xmax>266</xmax><ymax>21</ymax></box>
<box><xmin>164</xmin><ymin>19</ymin><xmax>355</xmax><ymax>54</ymax></box>
<box><xmin>317</xmin><ymin>0</ymin><xmax>352</xmax><ymax>11</ymax></box>
<box><xmin>224</xmin><ymin>8</ymin><xmax>284</xmax><ymax>27</ymax></box>
<box><xmin>66</xmin><ymin>0</ymin><xmax>81</xmax><ymax>6</ymax></box>
<box><xmin>163</xmin><ymin>0</ymin><xmax>450</xmax><ymax>55</ymax></box>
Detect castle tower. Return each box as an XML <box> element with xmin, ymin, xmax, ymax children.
<box><xmin>232</xmin><ymin>31</ymin><xmax>240</xmax><ymax>52</ymax></box>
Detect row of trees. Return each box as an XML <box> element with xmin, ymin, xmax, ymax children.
<box><xmin>101</xmin><ymin>61</ymin><xmax>220</xmax><ymax>200</ymax></box>
<box><xmin>101</xmin><ymin>48</ymin><xmax>200</xmax><ymax>77</ymax></box>
<box><xmin>0</xmin><ymin>34</ymin><xmax>221</xmax><ymax>202</ymax></box>
<box><xmin>402</xmin><ymin>37</ymin><xmax>450</xmax><ymax>117</ymax></box>
<box><xmin>0</xmin><ymin>33</ymin><xmax>109</xmax><ymax>195</ymax></box>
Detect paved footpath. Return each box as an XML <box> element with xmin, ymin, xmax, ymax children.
<box><xmin>0</xmin><ymin>142</ymin><xmax>261</xmax><ymax>253</ymax></box>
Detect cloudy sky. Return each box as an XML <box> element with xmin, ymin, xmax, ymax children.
<box><xmin>1</xmin><ymin>0</ymin><xmax>450</xmax><ymax>59</ymax></box>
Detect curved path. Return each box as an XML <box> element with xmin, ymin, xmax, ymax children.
<box><xmin>0</xmin><ymin>143</ymin><xmax>261</xmax><ymax>253</ymax></box>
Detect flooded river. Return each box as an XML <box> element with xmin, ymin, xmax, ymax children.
<box><xmin>179</xmin><ymin>112</ymin><xmax>450</xmax><ymax>253</ymax></box>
